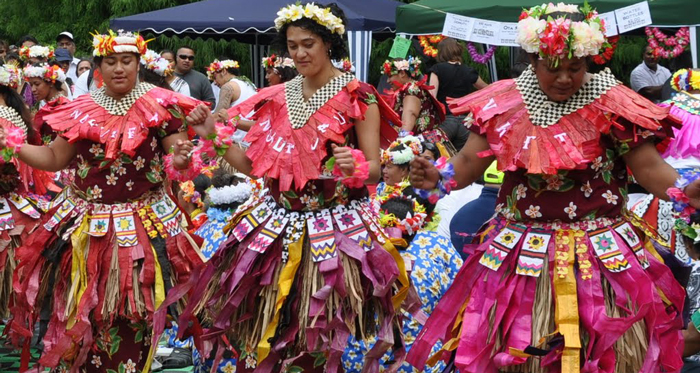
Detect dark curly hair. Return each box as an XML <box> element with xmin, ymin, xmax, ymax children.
<box><xmin>275</xmin><ymin>66</ymin><xmax>298</xmax><ymax>83</ymax></box>
<box><xmin>274</xmin><ymin>3</ymin><xmax>349</xmax><ymax>61</ymax></box>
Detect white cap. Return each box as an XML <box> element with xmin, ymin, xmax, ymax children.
<box><xmin>56</xmin><ymin>31</ymin><xmax>74</xmax><ymax>42</ymax></box>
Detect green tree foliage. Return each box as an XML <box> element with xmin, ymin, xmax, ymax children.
<box><xmin>0</xmin><ymin>0</ymin><xmax>660</xmax><ymax>87</ymax></box>
<box><xmin>0</xmin><ymin>0</ymin><xmax>252</xmax><ymax>77</ymax></box>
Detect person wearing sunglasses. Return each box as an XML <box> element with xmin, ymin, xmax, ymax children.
<box><xmin>174</xmin><ymin>46</ymin><xmax>216</xmax><ymax>107</ymax></box>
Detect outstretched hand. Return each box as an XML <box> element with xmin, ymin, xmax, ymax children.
<box><xmin>186</xmin><ymin>104</ymin><xmax>217</xmax><ymax>139</ymax></box>
<box><xmin>172</xmin><ymin>139</ymin><xmax>194</xmax><ymax>170</ymax></box>
<box><xmin>332</xmin><ymin>144</ymin><xmax>355</xmax><ymax>176</ymax></box>
<box><xmin>686</xmin><ymin>179</ymin><xmax>700</xmax><ymax>209</ymax></box>
<box><xmin>409</xmin><ymin>156</ymin><xmax>440</xmax><ymax>190</ymax></box>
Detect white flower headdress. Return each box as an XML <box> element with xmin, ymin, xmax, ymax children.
<box><xmin>274</xmin><ymin>3</ymin><xmax>345</xmax><ymax>35</ymax></box>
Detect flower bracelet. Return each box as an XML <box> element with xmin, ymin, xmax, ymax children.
<box><xmin>416</xmin><ymin>157</ymin><xmax>457</xmax><ymax>204</ymax></box>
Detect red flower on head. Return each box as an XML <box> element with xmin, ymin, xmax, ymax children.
<box><xmin>519</xmin><ymin>11</ymin><xmax>529</xmax><ymax>21</ymax></box>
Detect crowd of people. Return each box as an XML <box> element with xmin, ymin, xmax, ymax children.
<box><xmin>0</xmin><ymin>2</ymin><xmax>700</xmax><ymax>373</ymax></box>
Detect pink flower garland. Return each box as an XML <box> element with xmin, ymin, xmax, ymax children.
<box><xmin>331</xmin><ymin>149</ymin><xmax>369</xmax><ymax>188</ymax></box>
<box><xmin>1</xmin><ymin>126</ymin><xmax>26</xmax><ymax>163</ymax></box>
<box><xmin>164</xmin><ymin>151</ymin><xmax>204</xmax><ymax>182</ymax></box>
<box><xmin>646</xmin><ymin>27</ymin><xmax>690</xmax><ymax>59</ymax></box>
<box><xmin>467</xmin><ymin>42</ymin><xmax>498</xmax><ymax>64</ymax></box>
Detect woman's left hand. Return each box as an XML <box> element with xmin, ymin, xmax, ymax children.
<box><xmin>332</xmin><ymin>144</ymin><xmax>356</xmax><ymax>176</ymax></box>
<box><xmin>172</xmin><ymin>139</ymin><xmax>194</xmax><ymax>170</ymax></box>
<box><xmin>686</xmin><ymin>179</ymin><xmax>700</xmax><ymax>209</ymax></box>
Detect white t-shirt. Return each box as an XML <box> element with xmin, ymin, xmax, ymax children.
<box><xmin>630</xmin><ymin>62</ymin><xmax>671</xmax><ymax>101</ymax></box>
<box><xmin>436</xmin><ymin>183</ymin><xmax>484</xmax><ymax>238</ymax></box>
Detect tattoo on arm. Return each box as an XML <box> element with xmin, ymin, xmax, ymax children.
<box><xmin>215</xmin><ymin>84</ymin><xmax>235</xmax><ymax>113</ymax></box>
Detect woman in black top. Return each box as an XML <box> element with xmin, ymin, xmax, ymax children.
<box><xmin>428</xmin><ymin>37</ymin><xmax>487</xmax><ymax>151</ymax></box>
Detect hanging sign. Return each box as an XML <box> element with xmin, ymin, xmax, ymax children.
<box><xmin>441</xmin><ymin>13</ymin><xmax>473</xmax><ymax>41</ymax></box>
<box><xmin>469</xmin><ymin>18</ymin><xmax>502</xmax><ymax>45</ymax></box>
<box><xmin>598</xmin><ymin>12</ymin><xmax>619</xmax><ymax>37</ymax></box>
<box><xmin>615</xmin><ymin>1</ymin><xmax>652</xmax><ymax>33</ymax></box>
<box><xmin>498</xmin><ymin>22</ymin><xmax>520</xmax><ymax>47</ymax></box>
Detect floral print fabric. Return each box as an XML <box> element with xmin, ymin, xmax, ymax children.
<box><xmin>69</xmin><ymin>120</ymin><xmax>185</xmax><ymax>204</ymax></box>
<box><xmin>495</xmin><ymin>123</ymin><xmax>665</xmax><ymax>223</ymax></box>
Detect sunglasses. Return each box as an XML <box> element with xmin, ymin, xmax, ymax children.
<box><xmin>178</xmin><ymin>55</ymin><xmax>195</xmax><ymax>61</ymax></box>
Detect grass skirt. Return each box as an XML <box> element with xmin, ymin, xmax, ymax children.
<box><xmin>406</xmin><ymin>214</ymin><xmax>685</xmax><ymax>373</ymax></box>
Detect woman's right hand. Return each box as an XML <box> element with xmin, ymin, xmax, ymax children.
<box><xmin>409</xmin><ymin>156</ymin><xmax>440</xmax><ymax>190</ymax></box>
<box><xmin>186</xmin><ymin>104</ymin><xmax>217</xmax><ymax>138</ymax></box>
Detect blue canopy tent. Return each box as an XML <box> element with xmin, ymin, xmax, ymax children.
<box><xmin>111</xmin><ymin>0</ymin><xmax>401</xmax><ymax>84</ymax></box>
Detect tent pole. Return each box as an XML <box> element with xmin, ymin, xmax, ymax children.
<box><xmin>692</xmin><ymin>26</ymin><xmax>699</xmax><ymax>69</ymax></box>
<box><xmin>487</xmin><ymin>44</ymin><xmax>498</xmax><ymax>82</ymax></box>
<box><xmin>253</xmin><ymin>33</ymin><xmax>262</xmax><ymax>88</ymax></box>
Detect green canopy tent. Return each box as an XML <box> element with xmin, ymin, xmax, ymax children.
<box><xmin>396</xmin><ymin>0</ymin><xmax>700</xmax><ymax>71</ymax></box>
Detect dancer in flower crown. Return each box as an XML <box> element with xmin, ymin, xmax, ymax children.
<box><xmin>24</xmin><ymin>63</ymin><xmax>70</xmax><ymax>143</ymax></box>
<box><xmin>382</xmin><ymin>57</ymin><xmax>454</xmax><ymax>155</ymax></box>
<box><xmin>0</xmin><ymin>63</ymin><xmax>57</xmax><ymax>322</ymax></box>
<box><xmin>207</xmin><ymin>59</ymin><xmax>257</xmax><ymax>123</ymax></box>
<box><xmin>169</xmin><ymin>3</ymin><xmax>407</xmax><ymax>371</ymax></box>
<box><xmin>4</xmin><ymin>30</ymin><xmax>204</xmax><ymax>372</ymax></box>
<box><xmin>406</xmin><ymin>3</ymin><xmax>700</xmax><ymax>372</ymax></box>
<box><xmin>262</xmin><ymin>54</ymin><xmax>297</xmax><ymax>87</ymax></box>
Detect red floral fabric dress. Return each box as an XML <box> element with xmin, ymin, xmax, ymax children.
<box><xmin>406</xmin><ymin>68</ymin><xmax>685</xmax><ymax>373</ymax></box>
<box><xmin>0</xmin><ymin>105</ymin><xmax>57</xmax><ymax>320</ymax></box>
<box><xmin>8</xmin><ymin>83</ymin><xmax>204</xmax><ymax>373</ymax></box>
<box><xmin>384</xmin><ymin>78</ymin><xmax>455</xmax><ymax>154</ymax></box>
<box><xmin>172</xmin><ymin>73</ymin><xmax>408</xmax><ymax>373</ymax></box>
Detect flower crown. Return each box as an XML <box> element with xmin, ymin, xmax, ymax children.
<box><xmin>0</xmin><ymin>64</ymin><xmax>22</xmax><ymax>89</ymax></box>
<box><xmin>671</xmin><ymin>69</ymin><xmax>700</xmax><ymax>92</ymax></box>
<box><xmin>516</xmin><ymin>2</ymin><xmax>609</xmax><ymax>66</ymax></box>
<box><xmin>375</xmin><ymin>188</ymin><xmax>428</xmax><ymax>236</ymax></box>
<box><xmin>206</xmin><ymin>59</ymin><xmax>240</xmax><ymax>80</ymax></box>
<box><xmin>382</xmin><ymin>135</ymin><xmax>423</xmax><ymax>165</ymax></box>
<box><xmin>92</xmin><ymin>30</ymin><xmax>149</xmax><ymax>57</ymax></box>
<box><xmin>262</xmin><ymin>54</ymin><xmax>295</xmax><ymax>70</ymax></box>
<box><xmin>382</xmin><ymin>56</ymin><xmax>422</xmax><ymax>78</ymax></box>
<box><xmin>141</xmin><ymin>49</ymin><xmax>173</xmax><ymax>77</ymax></box>
<box><xmin>23</xmin><ymin>63</ymin><xmax>66</xmax><ymax>84</ymax></box>
<box><xmin>19</xmin><ymin>45</ymin><xmax>55</xmax><ymax>61</ymax></box>
<box><xmin>208</xmin><ymin>182</ymin><xmax>254</xmax><ymax>206</ymax></box>
<box><xmin>274</xmin><ymin>3</ymin><xmax>345</xmax><ymax>35</ymax></box>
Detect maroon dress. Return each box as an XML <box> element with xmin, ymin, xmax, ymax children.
<box><xmin>171</xmin><ymin>73</ymin><xmax>408</xmax><ymax>373</ymax></box>
<box><xmin>406</xmin><ymin>68</ymin><xmax>685</xmax><ymax>373</ymax></box>
<box><xmin>8</xmin><ymin>83</ymin><xmax>204</xmax><ymax>373</ymax></box>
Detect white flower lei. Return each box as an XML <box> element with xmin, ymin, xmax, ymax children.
<box><xmin>208</xmin><ymin>183</ymin><xmax>254</xmax><ymax>205</ymax></box>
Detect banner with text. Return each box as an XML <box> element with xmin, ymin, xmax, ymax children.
<box><xmin>440</xmin><ymin>1</ymin><xmax>652</xmax><ymax>47</ymax></box>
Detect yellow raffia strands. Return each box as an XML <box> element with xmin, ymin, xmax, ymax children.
<box><xmin>257</xmin><ymin>233</ymin><xmax>304</xmax><ymax>361</ymax></box>
<box><xmin>66</xmin><ymin>217</ymin><xmax>90</xmax><ymax>328</ymax></box>
<box><xmin>553</xmin><ymin>230</ymin><xmax>581</xmax><ymax>372</ymax></box>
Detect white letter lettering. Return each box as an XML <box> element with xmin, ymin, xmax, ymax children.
<box><xmin>496</xmin><ymin>122</ymin><xmax>512</xmax><ymax>138</ymax></box>
<box><xmin>272</xmin><ymin>137</ymin><xmax>286</xmax><ymax>152</ymax></box>
<box><xmin>523</xmin><ymin>135</ymin><xmax>537</xmax><ymax>149</ymax></box>
<box><xmin>553</xmin><ymin>133</ymin><xmax>568</xmax><ymax>143</ymax></box>
<box><xmin>483</xmin><ymin>98</ymin><xmax>497</xmax><ymax>111</ymax></box>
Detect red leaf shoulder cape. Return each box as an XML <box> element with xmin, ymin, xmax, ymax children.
<box><xmin>449</xmin><ymin>68</ymin><xmax>679</xmax><ymax>175</ymax></box>
<box><xmin>42</xmin><ymin>83</ymin><xmax>202</xmax><ymax>160</ymax></box>
<box><xmin>229</xmin><ymin>76</ymin><xmax>399</xmax><ymax>191</ymax></box>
